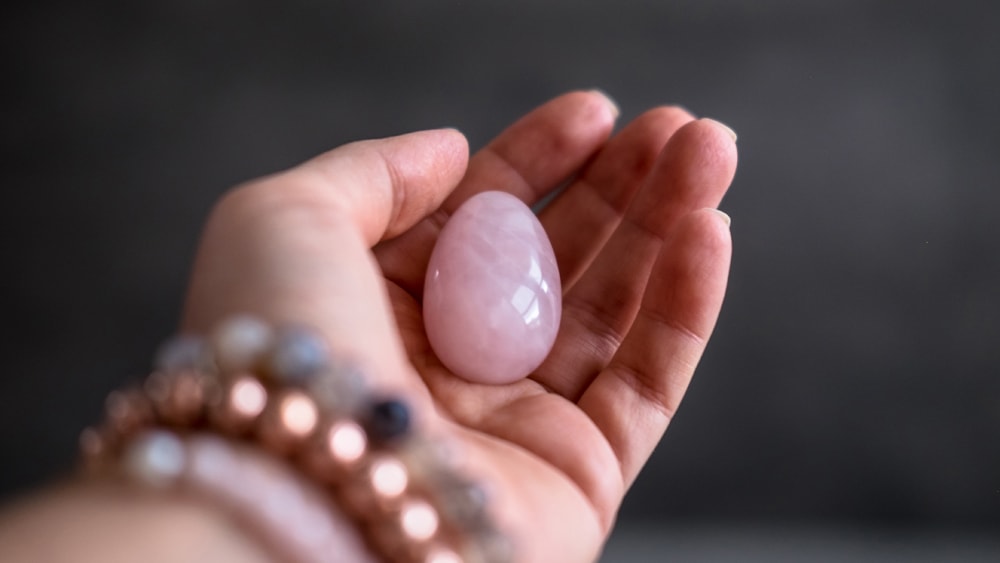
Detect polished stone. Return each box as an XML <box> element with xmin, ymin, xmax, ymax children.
<box><xmin>424</xmin><ymin>191</ymin><xmax>561</xmax><ymax>385</ymax></box>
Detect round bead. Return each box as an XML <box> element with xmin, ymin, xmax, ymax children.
<box><xmin>209</xmin><ymin>374</ymin><xmax>269</xmax><ymax>434</ymax></box>
<box><xmin>369</xmin><ymin>456</ymin><xmax>409</xmax><ymax>499</ymax></box>
<box><xmin>307</xmin><ymin>361</ymin><xmax>370</xmax><ymax>417</ymax></box>
<box><xmin>326</xmin><ymin>420</ymin><xmax>368</xmax><ymax>465</ymax></box>
<box><xmin>279</xmin><ymin>393</ymin><xmax>319</xmax><ymax>436</ymax></box>
<box><xmin>257</xmin><ymin>390</ymin><xmax>320</xmax><ymax>452</ymax></box>
<box><xmin>104</xmin><ymin>388</ymin><xmax>154</xmax><ymax>437</ymax></box>
<box><xmin>465</xmin><ymin>525</ymin><xmax>514</xmax><ymax>563</ymax></box>
<box><xmin>211</xmin><ymin>315</ymin><xmax>274</xmax><ymax>375</ymax></box>
<box><xmin>144</xmin><ymin>370</ymin><xmax>207</xmax><ymax>426</ymax></box>
<box><xmin>365</xmin><ymin>398</ymin><xmax>411</xmax><ymax>445</ymax></box>
<box><xmin>399</xmin><ymin>499</ymin><xmax>440</xmax><ymax>541</ymax></box>
<box><xmin>424</xmin><ymin>546</ymin><xmax>464</xmax><ymax>563</ymax></box>
<box><xmin>435</xmin><ymin>476</ymin><xmax>489</xmax><ymax>529</ymax></box>
<box><xmin>154</xmin><ymin>334</ymin><xmax>211</xmax><ymax>372</ymax></box>
<box><xmin>79</xmin><ymin>426</ymin><xmax>111</xmax><ymax>470</ymax></box>
<box><xmin>337</xmin><ymin>453</ymin><xmax>409</xmax><ymax>516</ymax></box>
<box><xmin>266</xmin><ymin>326</ymin><xmax>329</xmax><ymax>384</ymax></box>
<box><xmin>122</xmin><ymin>429</ymin><xmax>186</xmax><ymax>487</ymax></box>
<box><xmin>302</xmin><ymin>419</ymin><xmax>370</xmax><ymax>483</ymax></box>
<box><xmin>229</xmin><ymin>377</ymin><xmax>268</xmax><ymax>417</ymax></box>
<box><xmin>398</xmin><ymin>437</ymin><xmax>459</xmax><ymax>482</ymax></box>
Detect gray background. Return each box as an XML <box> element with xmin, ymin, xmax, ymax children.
<box><xmin>2</xmin><ymin>0</ymin><xmax>998</xmax><ymax>559</ymax></box>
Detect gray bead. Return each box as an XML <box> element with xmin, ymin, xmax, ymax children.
<box><xmin>210</xmin><ymin>315</ymin><xmax>273</xmax><ymax>375</ymax></box>
<box><xmin>438</xmin><ymin>476</ymin><xmax>489</xmax><ymax>527</ymax></box>
<box><xmin>267</xmin><ymin>326</ymin><xmax>329</xmax><ymax>383</ymax></box>
<box><xmin>123</xmin><ymin>430</ymin><xmax>186</xmax><ymax>488</ymax></box>
<box><xmin>154</xmin><ymin>335</ymin><xmax>211</xmax><ymax>372</ymax></box>
<box><xmin>470</xmin><ymin>526</ymin><xmax>514</xmax><ymax>563</ymax></box>
<box><xmin>308</xmin><ymin>361</ymin><xmax>369</xmax><ymax>417</ymax></box>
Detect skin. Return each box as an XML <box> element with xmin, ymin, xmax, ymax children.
<box><xmin>0</xmin><ymin>91</ymin><xmax>737</xmax><ymax>562</ymax></box>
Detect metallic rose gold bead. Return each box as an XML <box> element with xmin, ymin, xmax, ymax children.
<box><xmin>144</xmin><ymin>369</ymin><xmax>207</xmax><ymax>426</ymax></box>
<box><xmin>328</xmin><ymin>420</ymin><xmax>368</xmax><ymax>465</ymax></box>
<box><xmin>104</xmin><ymin>388</ymin><xmax>154</xmax><ymax>437</ymax></box>
<box><xmin>368</xmin><ymin>498</ymin><xmax>443</xmax><ymax>563</ymax></box>
<box><xmin>209</xmin><ymin>374</ymin><xmax>268</xmax><ymax>434</ymax></box>
<box><xmin>399</xmin><ymin>499</ymin><xmax>440</xmax><ymax>542</ymax></box>
<box><xmin>370</xmin><ymin>455</ymin><xmax>409</xmax><ymax>500</ymax></box>
<box><xmin>279</xmin><ymin>392</ymin><xmax>319</xmax><ymax>436</ymax></box>
<box><xmin>170</xmin><ymin>370</ymin><xmax>208</xmax><ymax>425</ymax></box>
<box><xmin>423</xmin><ymin>546</ymin><xmax>464</xmax><ymax>563</ymax></box>
<box><xmin>338</xmin><ymin>453</ymin><xmax>409</xmax><ymax>517</ymax></box>
<box><xmin>143</xmin><ymin>371</ymin><xmax>171</xmax><ymax>404</ymax></box>
<box><xmin>257</xmin><ymin>389</ymin><xmax>319</xmax><ymax>453</ymax></box>
<box><xmin>79</xmin><ymin>426</ymin><xmax>105</xmax><ymax>459</ymax></box>
<box><xmin>301</xmin><ymin>419</ymin><xmax>369</xmax><ymax>484</ymax></box>
<box><xmin>78</xmin><ymin>426</ymin><xmax>114</xmax><ymax>473</ymax></box>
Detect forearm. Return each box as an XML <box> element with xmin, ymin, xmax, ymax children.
<box><xmin>0</xmin><ymin>477</ymin><xmax>372</xmax><ymax>563</ymax></box>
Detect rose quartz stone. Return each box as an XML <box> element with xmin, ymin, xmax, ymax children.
<box><xmin>423</xmin><ymin>191</ymin><xmax>562</xmax><ymax>385</ymax></box>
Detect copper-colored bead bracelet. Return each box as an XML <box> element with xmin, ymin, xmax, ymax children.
<box><xmin>79</xmin><ymin>315</ymin><xmax>513</xmax><ymax>563</ymax></box>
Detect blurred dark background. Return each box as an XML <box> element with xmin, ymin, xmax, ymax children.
<box><xmin>2</xmin><ymin>0</ymin><xmax>999</xmax><ymax>560</ymax></box>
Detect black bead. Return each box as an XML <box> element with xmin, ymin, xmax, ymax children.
<box><xmin>365</xmin><ymin>398</ymin><xmax>411</xmax><ymax>445</ymax></box>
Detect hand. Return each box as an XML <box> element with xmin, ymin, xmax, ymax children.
<box><xmin>183</xmin><ymin>91</ymin><xmax>738</xmax><ymax>562</ymax></box>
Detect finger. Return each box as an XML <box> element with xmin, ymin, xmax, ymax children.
<box><xmin>577</xmin><ymin>208</ymin><xmax>732</xmax><ymax>487</ymax></box>
<box><xmin>375</xmin><ymin>90</ymin><xmax>619</xmax><ymax>296</ymax></box>
<box><xmin>181</xmin><ymin>129</ymin><xmax>468</xmax><ymax>397</ymax></box>
<box><xmin>533</xmin><ymin>118</ymin><xmax>737</xmax><ymax>398</ymax></box>
<box><xmin>540</xmin><ymin>106</ymin><xmax>694</xmax><ymax>291</ymax></box>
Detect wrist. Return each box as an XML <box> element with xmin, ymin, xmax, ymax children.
<box><xmin>70</xmin><ymin>315</ymin><xmax>511</xmax><ymax>562</ymax></box>
<box><xmin>0</xmin><ymin>477</ymin><xmax>308</xmax><ymax>563</ymax></box>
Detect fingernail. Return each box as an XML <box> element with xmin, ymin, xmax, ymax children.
<box><xmin>702</xmin><ymin>118</ymin><xmax>737</xmax><ymax>142</ymax></box>
<box><xmin>588</xmin><ymin>89</ymin><xmax>620</xmax><ymax>119</ymax></box>
<box><xmin>712</xmin><ymin>209</ymin><xmax>732</xmax><ymax>228</ymax></box>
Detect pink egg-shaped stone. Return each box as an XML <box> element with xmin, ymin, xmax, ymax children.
<box><xmin>423</xmin><ymin>191</ymin><xmax>562</xmax><ymax>385</ymax></box>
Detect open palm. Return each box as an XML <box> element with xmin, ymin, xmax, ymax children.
<box><xmin>183</xmin><ymin>91</ymin><xmax>737</xmax><ymax>562</ymax></box>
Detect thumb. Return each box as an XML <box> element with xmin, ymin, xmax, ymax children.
<box><xmin>275</xmin><ymin>128</ymin><xmax>470</xmax><ymax>244</ymax></box>
<box><xmin>181</xmin><ymin>128</ymin><xmax>469</xmax><ymax>395</ymax></box>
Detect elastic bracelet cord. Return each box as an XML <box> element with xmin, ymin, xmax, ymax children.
<box><xmin>79</xmin><ymin>315</ymin><xmax>513</xmax><ymax>563</ymax></box>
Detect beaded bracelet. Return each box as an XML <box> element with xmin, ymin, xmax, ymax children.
<box><xmin>79</xmin><ymin>315</ymin><xmax>513</xmax><ymax>563</ymax></box>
